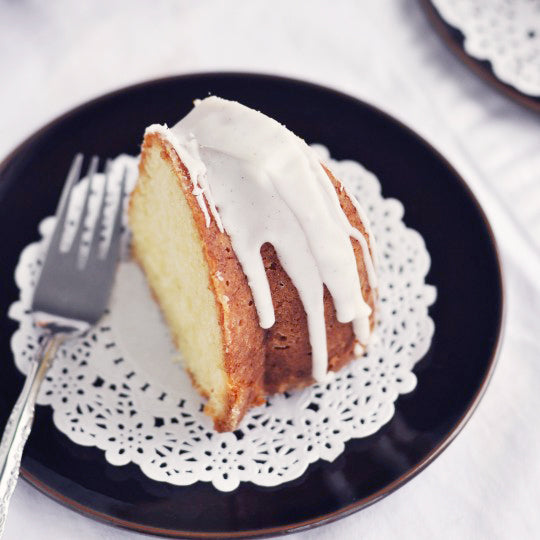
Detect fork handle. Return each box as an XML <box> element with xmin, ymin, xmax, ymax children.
<box><xmin>0</xmin><ymin>334</ymin><xmax>62</xmax><ymax>536</ymax></box>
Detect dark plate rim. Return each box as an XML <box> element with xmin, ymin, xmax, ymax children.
<box><xmin>0</xmin><ymin>72</ymin><xmax>505</xmax><ymax>539</ymax></box>
<box><xmin>419</xmin><ymin>0</ymin><xmax>540</xmax><ymax>114</ymax></box>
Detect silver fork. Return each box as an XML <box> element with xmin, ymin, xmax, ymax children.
<box><xmin>0</xmin><ymin>154</ymin><xmax>127</xmax><ymax>535</ymax></box>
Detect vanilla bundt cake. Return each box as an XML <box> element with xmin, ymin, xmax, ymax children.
<box><xmin>128</xmin><ymin>96</ymin><xmax>377</xmax><ymax>431</ymax></box>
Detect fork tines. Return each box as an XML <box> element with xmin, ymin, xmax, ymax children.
<box><xmin>31</xmin><ymin>154</ymin><xmax>128</xmax><ymax>324</ymax></box>
<box><xmin>47</xmin><ymin>154</ymin><xmax>127</xmax><ymax>266</ymax></box>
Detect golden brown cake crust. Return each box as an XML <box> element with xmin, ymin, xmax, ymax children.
<box><xmin>263</xmin><ymin>165</ymin><xmax>376</xmax><ymax>394</ymax></box>
<box><xmin>134</xmin><ymin>134</ymin><xmax>376</xmax><ymax>432</ymax></box>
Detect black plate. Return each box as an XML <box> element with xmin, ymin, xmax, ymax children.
<box><xmin>420</xmin><ymin>0</ymin><xmax>540</xmax><ymax>114</ymax></box>
<box><xmin>0</xmin><ymin>73</ymin><xmax>503</xmax><ymax>538</ymax></box>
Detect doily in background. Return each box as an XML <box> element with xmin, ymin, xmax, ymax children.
<box><xmin>9</xmin><ymin>147</ymin><xmax>436</xmax><ymax>492</ymax></box>
<box><xmin>432</xmin><ymin>0</ymin><xmax>540</xmax><ymax>96</ymax></box>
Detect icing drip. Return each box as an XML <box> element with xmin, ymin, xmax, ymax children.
<box><xmin>146</xmin><ymin>97</ymin><xmax>376</xmax><ymax>382</ymax></box>
<box><xmin>145</xmin><ymin>124</ymin><xmax>224</xmax><ymax>232</ymax></box>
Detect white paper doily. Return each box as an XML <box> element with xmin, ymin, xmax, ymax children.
<box><xmin>432</xmin><ymin>0</ymin><xmax>540</xmax><ymax>96</ymax></box>
<box><xmin>8</xmin><ymin>147</ymin><xmax>436</xmax><ymax>492</ymax></box>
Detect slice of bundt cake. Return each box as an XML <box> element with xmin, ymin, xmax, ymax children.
<box><xmin>128</xmin><ymin>96</ymin><xmax>377</xmax><ymax>432</ymax></box>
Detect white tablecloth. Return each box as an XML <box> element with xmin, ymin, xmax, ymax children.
<box><xmin>1</xmin><ymin>1</ymin><xmax>539</xmax><ymax>538</ymax></box>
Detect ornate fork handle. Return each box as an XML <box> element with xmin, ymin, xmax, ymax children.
<box><xmin>0</xmin><ymin>334</ymin><xmax>63</xmax><ymax>537</ymax></box>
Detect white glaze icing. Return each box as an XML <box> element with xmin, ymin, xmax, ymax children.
<box><xmin>145</xmin><ymin>97</ymin><xmax>376</xmax><ymax>382</ymax></box>
<box><xmin>145</xmin><ymin>123</ymin><xmax>224</xmax><ymax>232</ymax></box>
